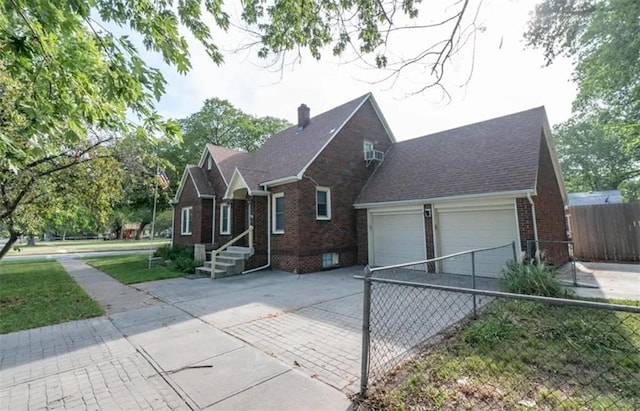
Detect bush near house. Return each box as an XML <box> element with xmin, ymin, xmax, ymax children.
<box><xmin>154</xmin><ymin>244</ymin><xmax>198</xmax><ymax>273</ymax></box>
<box><xmin>500</xmin><ymin>259</ymin><xmax>571</xmax><ymax>298</ymax></box>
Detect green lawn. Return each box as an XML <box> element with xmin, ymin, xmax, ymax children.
<box><xmin>84</xmin><ymin>254</ymin><xmax>186</xmax><ymax>284</ymax></box>
<box><xmin>7</xmin><ymin>238</ymin><xmax>170</xmax><ymax>256</ymax></box>
<box><xmin>0</xmin><ymin>259</ymin><xmax>104</xmax><ymax>334</ymax></box>
<box><xmin>362</xmin><ymin>299</ymin><xmax>640</xmax><ymax>410</ymax></box>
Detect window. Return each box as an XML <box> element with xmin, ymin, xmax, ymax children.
<box><xmin>220</xmin><ymin>203</ymin><xmax>231</xmax><ymax>235</ymax></box>
<box><xmin>272</xmin><ymin>193</ymin><xmax>285</xmax><ymax>234</ymax></box>
<box><xmin>322</xmin><ymin>252</ymin><xmax>339</xmax><ymax>268</ymax></box>
<box><xmin>363</xmin><ymin>140</ymin><xmax>374</xmax><ymax>159</ymax></box>
<box><xmin>316</xmin><ymin>187</ymin><xmax>331</xmax><ymax>220</ymax></box>
<box><xmin>181</xmin><ymin>207</ymin><xmax>192</xmax><ymax>235</ymax></box>
<box><xmin>207</xmin><ymin>156</ymin><xmax>213</xmax><ymax>171</ymax></box>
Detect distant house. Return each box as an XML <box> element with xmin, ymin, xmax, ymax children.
<box><xmin>567</xmin><ymin>190</ymin><xmax>623</xmax><ymax>206</ymax></box>
<box><xmin>172</xmin><ymin>93</ymin><xmax>568</xmax><ymax>276</ymax></box>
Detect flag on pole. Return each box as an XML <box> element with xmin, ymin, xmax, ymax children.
<box><xmin>157</xmin><ymin>171</ymin><xmax>170</xmax><ymax>189</ymax></box>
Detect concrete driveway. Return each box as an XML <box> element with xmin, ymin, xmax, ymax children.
<box><xmin>559</xmin><ymin>261</ymin><xmax>640</xmax><ymax>300</ymax></box>
<box><xmin>137</xmin><ymin>267</ymin><xmax>365</xmax><ymax>394</ymax></box>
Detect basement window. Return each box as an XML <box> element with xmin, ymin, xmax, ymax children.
<box><xmin>322</xmin><ymin>252</ymin><xmax>339</xmax><ymax>268</ymax></box>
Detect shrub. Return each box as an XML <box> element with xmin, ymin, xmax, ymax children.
<box><xmin>167</xmin><ymin>256</ymin><xmax>198</xmax><ymax>273</ymax></box>
<box><xmin>501</xmin><ymin>260</ymin><xmax>570</xmax><ymax>298</ymax></box>
<box><xmin>155</xmin><ymin>245</ymin><xmax>197</xmax><ymax>273</ymax></box>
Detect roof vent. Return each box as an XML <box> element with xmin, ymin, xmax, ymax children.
<box><xmin>297</xmin><ymin>104</ymin><xmax>310</xmax><ymax>131</ymax></box>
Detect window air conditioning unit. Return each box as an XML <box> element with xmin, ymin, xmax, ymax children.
<box><xmin>364</xmin><ymin>150</ymin><xmax>384</xmax><ymax>162</ymax></box>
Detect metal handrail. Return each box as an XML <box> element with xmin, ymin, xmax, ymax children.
<box><xmin>210</xmin><ymin>225</ymin><xmax>253</xmax><ymax>279</ymax></box>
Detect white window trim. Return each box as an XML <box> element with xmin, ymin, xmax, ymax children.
<box><xmin>363</xmin><ymin>140</ymin><xmax>374</xmax><ymax>159</ymax></box>
<box><xmin>272</xmin><ymin>193</ymin><xmax>285</xmax><ymax>234</ymax></box>
<box><xmin>207</xmin><ymin>156</ymin><xmax>213</xmax><ymax>171</ymax></box>
<box><xmin>316</xmin><ymin>187</ymin><xmax>331</xmax><ymax>220</ymax></box>
<box><xmin>220</xmin><ymin>203</ymin><xmax>231</xmax><ymax>235</ymax></box>
<box><xmin>181</xmin><ymin>207</ymin><xmax>192</xmax><ymax>235</ymax></box>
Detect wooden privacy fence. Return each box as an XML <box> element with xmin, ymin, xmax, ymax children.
<box><xmin>568</xmin><ymin>203</ymin><xmax>640</xmax><ymax>262</ymax></box>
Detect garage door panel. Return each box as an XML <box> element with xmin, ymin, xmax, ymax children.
<box><xmin>438</xmin><ymin>208</ymin><xmax>517</xmax><ymax>278</ymax></box>
<box><xmin>372</xmin><ymin>212</ymin><xmax>426</xmax><ymax>267</ymax></box>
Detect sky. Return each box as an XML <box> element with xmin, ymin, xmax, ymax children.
<box><xmin>152</xmin><ymin>0</ymin><xmax>577</xmax><ymax>142</ymax></box>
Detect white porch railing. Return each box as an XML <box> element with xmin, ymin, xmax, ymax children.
<box><xmin>210</xmin><ymin>225</ymin><xmax>253</xmax><ymax>279</ymax></box>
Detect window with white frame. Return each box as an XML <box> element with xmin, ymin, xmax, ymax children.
<box><xmin>316</xmin><ymin>187</ymin><xmax>331</xmax><ymax>220</ymax></box>
<box><xmin>181</xmin><ymin>207</ymin><xmax>192</xmax><ymax>235</ymax></box>
<box><xmin>220</xmin><ymin>203</ymin><xmax>231</xmax><ymax>235</ymax></box>
<box><xmin>207</xmin><ymin>156</ymin><xmax>213</xmax><ymax>170</ymax></box>
<box><xmin>322</xmin><ymin>252</ymin><xmax>339</xmax><ymax>268</ymax></box>
<box><xmin>272</xmin><ymin>193</ymin><xmax>285</xmax><ymax>234</ymax></box>
<box><xmin>363</xmin><ymin>140</ymin><xmax>374</xmax><ymax>159</ymax></box>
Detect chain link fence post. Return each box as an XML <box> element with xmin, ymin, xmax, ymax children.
<box><xmin>471</xmin><ymin>251</ymin><xmax>477</xmax><ymax>318</ymax></box>
<box><xmin>360</xmin><ymin>265</ymin><xmax>373</xmax><ymax>395</ymax></box>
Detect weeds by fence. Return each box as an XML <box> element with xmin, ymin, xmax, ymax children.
<box><xmin>357</xmin><ymin>261</ymin><xmax>640</xmax><ymax>410</ymax></box>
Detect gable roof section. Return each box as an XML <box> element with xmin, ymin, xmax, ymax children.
<box><xmin>201</xmin><ymin>145</ymin><xmax>251</xmax><ymax>186</ymax></box>
<box><xmin>204</xmin><ymin>93</ymin><xmax>394</xmax><ymax>195</ymax></box>
<box><xmin>173</xmin><ymin>165</ymin><xmax>215</xmax><ymax>203</ymax></box>
<box><xmin>355</xmin><ymin>107</ymin><xmax>550</xmax><ymax>206</ymax></box>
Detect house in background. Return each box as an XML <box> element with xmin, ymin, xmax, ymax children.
<box><xmin>172</xmin><ymin>93</ymin><xmax>569</xmax><ymax>277</ymax></box>
<box><xmin>567</xmin><ymin>190</ymin><xmax>623</xmax><ymax>206</ymax></box>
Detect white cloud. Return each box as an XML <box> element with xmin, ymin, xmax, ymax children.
<box><xmin>155</xmin><ymin>0</ymin><xmax>577</xmax><ymax>140</ymax></box>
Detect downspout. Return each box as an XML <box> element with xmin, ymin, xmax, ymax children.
<box><xmin>212</xmin><ymin>196</ymin><xmax>216</xmax><ymax>246</ymax></box>
<box><xmin>242</xmin><ymin>192</ymin><xmax>271</xmax><ymax>274</ymax></box>
<box><xmin>527</xmin><ymin>192</ymin><xmax>540</xmax><ymax>260</ymax></box>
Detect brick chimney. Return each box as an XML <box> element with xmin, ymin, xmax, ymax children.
<box><xmin>297</xmin><ymin>104</ymin><xmax>310</xmax><ymax>130</ymax></box>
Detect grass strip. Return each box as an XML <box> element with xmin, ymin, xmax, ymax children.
<box><xmin>84</xmin><ymin>254</ymin><xmax>185</xmax><ymax>284</ymax></box>
<box><xmin>0</xmin><ymin>259</ymin><xmax>104</xmax><ymax>334</ymax></box>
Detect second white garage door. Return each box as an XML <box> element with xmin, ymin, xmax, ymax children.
<box><xmin>371</xmin><ymin>211</ymin><xmax>426</xmax><ymax>266</ymax></box>
<box><xmin>438</xmin><ymin>207</ymin><xmax>518</xmax><ymax>277</ymax></box>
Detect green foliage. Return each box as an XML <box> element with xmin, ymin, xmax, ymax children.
<box><xmin>362</xmin><ymin>299</ymin><xmax>640</xmax><ymax>409</ymax></box>
<box><xmin>155</xmin><ymin>244</ymin><xmax>198</xmax><ymax>273</ymax></box>
<box><xmin>553</xmin><ymin>114</ymin><xmax>638</xmax><ymax>194</ymax></box>
<box><xmin>526</xmin><ymin>0</ymin><xmax>640</xmax><ymax>195</ymax></box>
<box><xmin>158</xmin><ymin>98</ymin><xmax>290</xmax><ymax>186</ymax></box>
<box><xmin>0</xmin><ymin>259</ymin><xmax>104</xmax><ymax>333</ymax></box>
<box><xmin>501</xmin><ymin>260</ymin><xmax>569</xmax><ymax>297</ymax></box>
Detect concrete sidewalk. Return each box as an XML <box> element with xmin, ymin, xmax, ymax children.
<box><xmin>1</xmin><ymin>261</ymin><xmax>351</xmax><ymax>410</ymax></box>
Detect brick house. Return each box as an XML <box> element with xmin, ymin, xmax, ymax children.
<box><xmin>173</xmin><ymin>93</ymin><xmax>568</xmax><ymax>276</ymax></box>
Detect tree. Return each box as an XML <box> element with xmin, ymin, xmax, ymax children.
<box><xmin>159</xmin><ymin>98</ymin><xmax>290</xmax><ymax>186</ymax></box>
<box><xmin>554</xmin><ymin>114</ymin><xmax>638</xmax><ymax>192</ymax></box>
<box><xmin>1</xmin><ymin>0</ymin><xmax>477</xmax><ymax>260</ymax></box>
<box><xmin>525</xmin><ymin>0</ymin><xmax>639</xmax><ymax>196</ymax></box>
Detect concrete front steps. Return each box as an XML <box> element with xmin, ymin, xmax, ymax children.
<box><xmin>195</xmin><ymin>246</ymin><xmax>253</xmax><ymax>279</ymax></box>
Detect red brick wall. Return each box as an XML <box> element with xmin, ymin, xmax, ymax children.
<box><xmin>173</xmin><ymin>177</ymin><xmax>203</xmax><ymax>245</ymax></box>
<box><xmin>424</xmin><ymin>205</ymin><xmax>436</xmax><ymax>272</ymax></box>
<box><xmin>270</xmin><ymin>100</ymin><xmax>393</xmax><ymax>273</ymax></box>
<box><xmin>516</xmin><ymin>197</ymin><xmax>534</xmax><ymax>256</ymax></box>
<box><xmin>532</xmin><ymin>134</ymin><xmax>569</xmax><ymax>265</ymax></box>
<box><xmin>356</xmin><ymin>209</ymin><xmax>368</xmax><ymax>265</ymax></box>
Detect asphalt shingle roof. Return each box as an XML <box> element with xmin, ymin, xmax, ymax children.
<box><xmin>187</xmin><ymin>166</ymin><xmax>214</xmax><ymax>197</ymax></box>
<box><xmin>207</xmin><ymin>93</ymin><xmax>371</xmax><ymax>190</ymax></box>
<box><xmin>355</xmin><ymin>107</ymin><xmax>548</xmax><ymax>204</ymax></box>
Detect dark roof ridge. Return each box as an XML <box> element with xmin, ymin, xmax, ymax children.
<box><xmin>401</xmin><ymin>106</ymin><xmax>546</xmax><ymax>143</ymax></box>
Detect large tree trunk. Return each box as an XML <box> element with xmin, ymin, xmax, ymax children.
<box><xmin>27</xmin><ymin>235</ymin><xmax>36</xmax><ymax>246</ymax></box>
<box><xmin>135</xmin><ymin>221</ymin><xmax>149</xmax><ymax>240</ymax></box>
<box><xmin>0</xmin><ymin>232</ymin><xmax>19</xmax><ymax>260</ymax></box>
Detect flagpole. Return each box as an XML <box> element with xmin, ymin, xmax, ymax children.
<box><xmin>149</xmin><ymin>165</ymin><xmax>159</xmax><ymax>269</ymax></box>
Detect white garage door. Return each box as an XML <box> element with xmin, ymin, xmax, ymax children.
<box><xmin>371</xmin><ymin>211</ymin><xmax>426</xmax><ymax>266</ymax></box>
<box><xmin>438</xmin><ymin>207</ymin><xmax>517</xmax><ymax>277</ymax></box>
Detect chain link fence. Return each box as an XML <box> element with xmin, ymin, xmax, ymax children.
<box><xmin>357</xmin><ymin>247</ymin><xmax>640</xmax><ymax>410</ymax></box>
